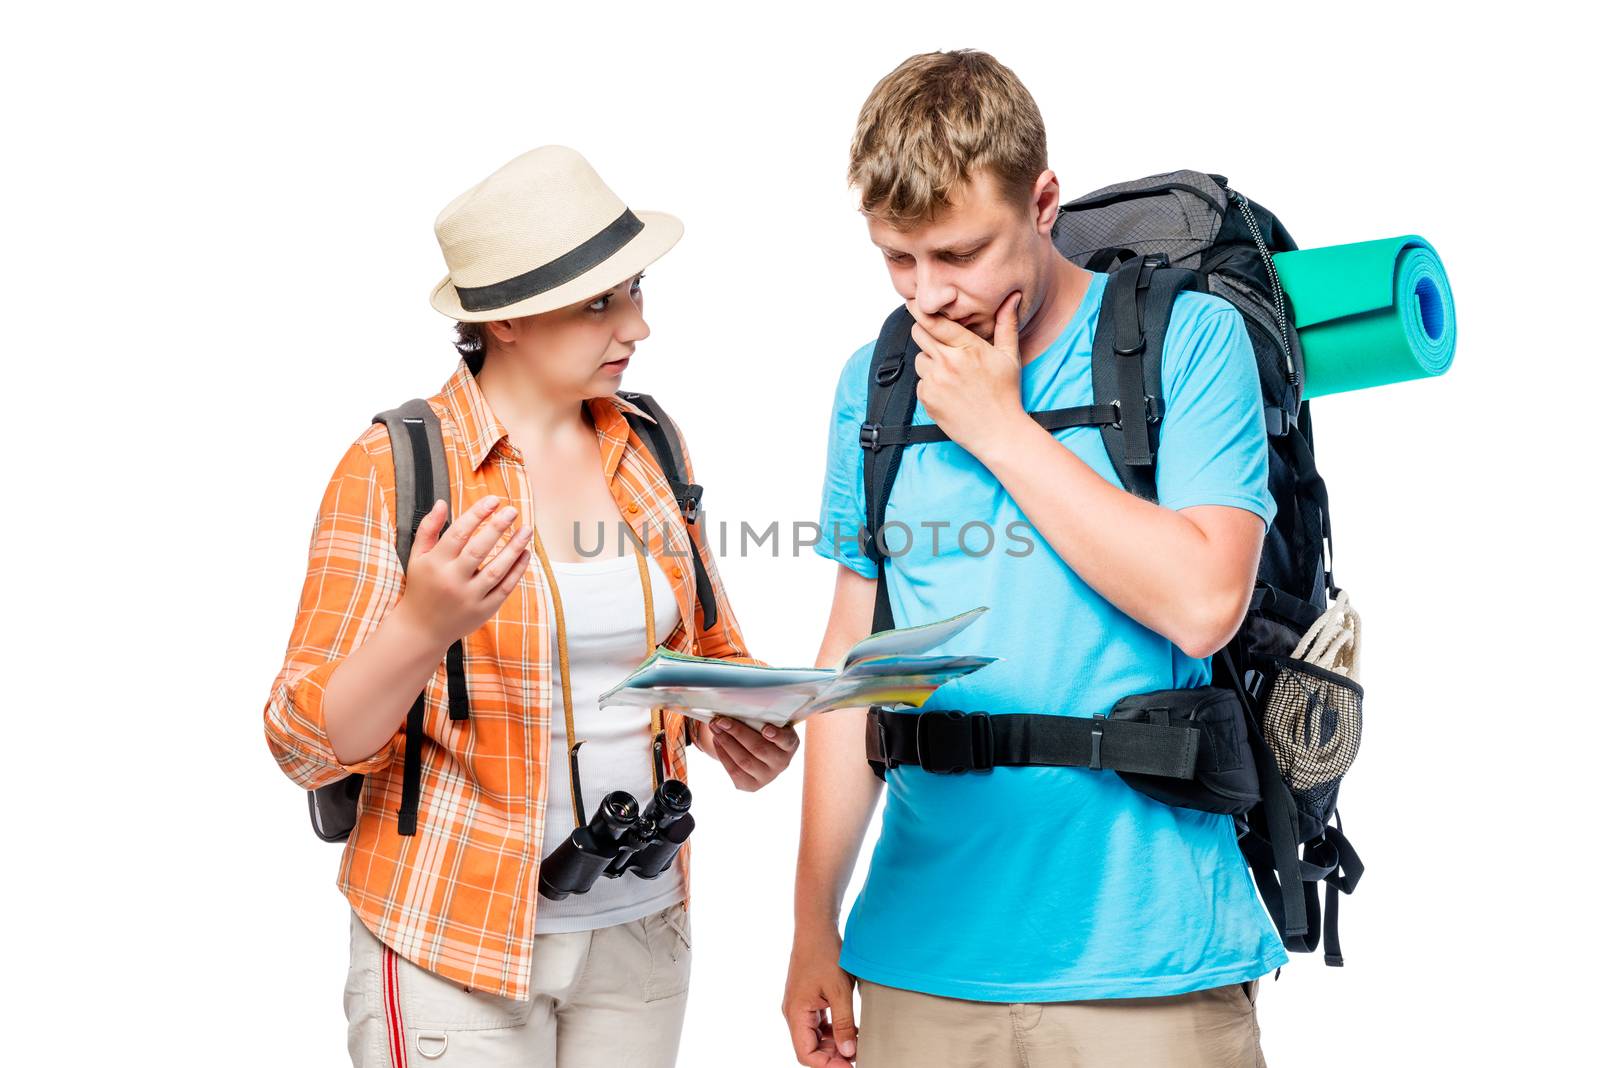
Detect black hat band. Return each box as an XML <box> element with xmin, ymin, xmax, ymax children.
<box><xmin>454</xmin><ymin>208</ymin><xmax>644</xmax><ymax>312</ymax></box>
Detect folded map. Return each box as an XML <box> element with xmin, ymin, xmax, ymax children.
<box><xmin>597</xmin><ymin>607</ymin><xmax>997</xmax><ymax>728</ymax></box>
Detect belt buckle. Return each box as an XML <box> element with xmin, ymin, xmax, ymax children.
<box><xmin>869</xmin><ymin>707</ymin><xmax>895</xmax><ymax>771</ymax></box>
<box><xmin>915</xmin><ymin>710</ymin><xmax>993</xmax><ymax>774</ymax></box>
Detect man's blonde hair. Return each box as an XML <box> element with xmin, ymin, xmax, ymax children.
<box><xmin>848</xmin><ymin>49</ymin><xmax>1047</xmax><ymax>230</ymax></box>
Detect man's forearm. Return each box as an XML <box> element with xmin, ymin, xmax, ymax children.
<box><xmin>794</xmin><ymin>705</ymin><xmax>883</xmax><ymax>929</ymax></box>
<box><xmin>974</xmin><ymin>414</ymin><xmax>1244</xmax><ymax>656</ymax></box>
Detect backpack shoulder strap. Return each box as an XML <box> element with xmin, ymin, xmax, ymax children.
<box><xmin>370</xmin><ymin>398</ymin><xmax>467</xmax><ymax>838</ymax></box>
<box><xmin>1090</xmin><ymin>258</ymin><xmax>1199</xmax><ymax>503</ymax></box>
<box><xmin>860</xmin><ymin>306</ymin><xmax>920</xmax><ymax>635</ymax></box>
<box><xmin>614</xmin><ymin>390</ymin><xmax>718</xmax><ymax>633</ymax></box>
<box><xmin>372</xmin><ymin>399</ymin><xmax>450</xmax><ymax>568</ymax></box>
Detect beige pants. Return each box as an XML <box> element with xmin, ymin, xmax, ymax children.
<box><xmin>856</xmin><ymin>977</ymin><xmax>1266</xmax><ymax>1068</ymax></box>
<box><xmin>345</xmin><ymin>903</ymin><xmax>691</xmax><ymax>1067</ymax></box>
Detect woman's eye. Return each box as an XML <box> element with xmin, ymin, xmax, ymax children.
<box><xmin>589</xmin><ymin>275</ymin><xmax>643</xmax><ymax>313</ymax></box>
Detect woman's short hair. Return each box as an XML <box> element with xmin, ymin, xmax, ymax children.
<box><xmin>453</xmin><ymin>320</ymin><xmax>486</xmax><ymax>375</ymax></box>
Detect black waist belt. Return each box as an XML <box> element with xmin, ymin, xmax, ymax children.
<box><xmin>866</xmin><ymin>706</ymin><xmax>1201</xmax><ymax>777</ymax></box>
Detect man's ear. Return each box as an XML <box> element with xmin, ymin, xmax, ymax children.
<box><xmin>1030</xmin><ymin>169</ymin><xmax>1061</xmax><ymax>236</ymax></box>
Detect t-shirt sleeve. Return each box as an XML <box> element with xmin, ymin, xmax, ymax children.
<box><xmin>815</xmin><ymin>341</ymin><xmax>879</xmax><ymax>579</ymax></box>
<box><xmin>1153</xmin><ymin>297</ymin><xmax>1277</xmax><ymax>528</ymax></box>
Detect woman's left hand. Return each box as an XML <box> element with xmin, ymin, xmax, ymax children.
<box><xmin>692</xmin><ymin>717</ymin><xmax>799</xmax><ymax>791</ymax></box>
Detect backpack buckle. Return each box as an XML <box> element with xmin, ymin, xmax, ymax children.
<box><xmin>1089</xmin><ymin>714</ymin><xmax>1106</xmax><ymax>770</ymax></box>
<box><xmin>875</xmin><ymin>355</ymin><xmax>905</xmax><ymax>386</ymax></box>
<box><xmin>872</xmin><ymin>708</ymin><xmax>896</xmax><ymax>772</ymax></box>
<box><xmin>676</xmin><ymin>483</ymin><xmax>703</xmax><ymax>523</ymax></box>
<box><xmin>1109</xmin><ymin>397</ymin><xmax>1164</xmax><ymax>430</ymax></box>
<box><xmin>916</xmin><ymin>710</ymin><xmax>994</xmax><ymax>774</ymax></box>
<box><xmin>859</xmin><ymin>423</ymin><xmax>882</xmax><ymax>451</ymax></box>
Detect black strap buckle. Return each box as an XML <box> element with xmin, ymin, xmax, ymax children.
<box><xmin>1108</xmin><ymin>396</ymin><xmax>1164</xmax><ymax>430</ymax></box>
<box><xmin>915</xmin><ymin>710</ymin><xmax>994</xmax><ymax>774</ymax></box>
<box><xmin>874</xmin><ymin>708</ymin><xmax>894</xmax><ymax>771</ymax></box>
<box><xmin>673</xmin><ymin>482</ymin><xmax>703</xmax><ymax>523</ymax></box>
<box><xmin>859</xmin><ymin>423</ymin><xmax>882</xmax><ymax>451</ymax></box>
<box><xmin>875</xmin><ymin>355</ymin><xmax>905</xmax><ymax>386</ymax></box>
<box><xmin>1089</xmin><ymin>714</ymin><xmax>1106</xmax><ymax>770</ymax></box>
<box><xmin>1114</xmin><ymin>336</ymin><xmax>1145</xmax><ymax>357</ymax></box>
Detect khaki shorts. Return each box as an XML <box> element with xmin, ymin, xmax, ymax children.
<box><xmin>856</xmin><ymin>977</ymin><xmax>1266</xmax><ymax>1068</ymax></box>
<box><xmin>345</xmin><ymin>903</ymin><xmax>691</xmax><ymax>1067</ymax></box>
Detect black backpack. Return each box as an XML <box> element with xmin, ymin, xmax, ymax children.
<box><xmin>306</xmin><ymin>389</ymin><xmax>714</xmax><ymax>843</ymax></box>
<box><xmin>857</xmin><ymin>170</ymin><xmax>1362</xmax><ymax>965</ymax></box>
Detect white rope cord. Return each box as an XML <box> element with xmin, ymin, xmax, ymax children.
<box><xmin>1289</xmin><ymin>588</ymin><xmax>1361</xmax><ymax>682</ymax></box>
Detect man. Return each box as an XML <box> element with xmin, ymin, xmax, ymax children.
<box><xmin>782</xmin><ymin>51</ymin><xmax>1284</xmax><ymax>1068</ymax></box>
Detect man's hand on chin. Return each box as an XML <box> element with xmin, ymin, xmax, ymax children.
<box><xmin>907</xmin><ymin>290</ymin><xmax>1031</xmax><ymax>459</ymax></box>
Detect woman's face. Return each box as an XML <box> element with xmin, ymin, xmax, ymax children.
<box><xmin>484</xmin><ymin>272</ymin><xmax>649</xmax><ymax>399</ymax></box>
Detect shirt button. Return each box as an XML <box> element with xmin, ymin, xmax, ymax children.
<box><xmin>669</xmin><ymin>565</ymin><xmax>682</xmax><ymax>579</ymax></box>
<box><xmin>626</xmin><ymin>503</ymin><xmax>640</xmax><ymax>514</ymax></box>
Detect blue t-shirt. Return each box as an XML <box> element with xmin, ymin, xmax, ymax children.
<box><xmin>815</xmin><ymin>271</ymin><xmax>1289</xmax><ymax>1002</ymax></box>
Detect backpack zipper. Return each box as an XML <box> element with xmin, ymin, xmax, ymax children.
<box><xmin>1062</xmin><ymin>181</ymin><xmax>1228</xmax><ymax>217</ymax></box>
<box><xmin>1227</xmin><ymin>188</ymin><xmax>1298</xmax><ymax>386</ymax></box>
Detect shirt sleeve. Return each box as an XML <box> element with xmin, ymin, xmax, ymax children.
<box><xmin>815</xmin><ymin>341</ymin><xmax>879</xmax><ymax>579</ymax></box>
<box><xmin>1153</xmin><ymin>297</ymin><xmax>1278</xmax><ymax>528</ymax></box>
<box><xmin>262</xmin><ymin>432</ymin><xmax>406</xmax><ymax>790</ymax></box>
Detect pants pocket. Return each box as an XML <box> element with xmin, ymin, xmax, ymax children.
<box><xmin>394</xmin><ymin>945</ymin><xmax>528</xmax><ymax>1032</ymax></box>
<box><xmin>345</xmin><ymin>913</ymin><xmax>388</xmax><ymax>1067</ymax></box>
<box><xmin>642</xmin><ymin>903</ymin><xmax>693</xmax><ymax>1003</ymax></box>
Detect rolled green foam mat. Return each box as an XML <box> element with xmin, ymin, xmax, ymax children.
<box><xmin>1271</xmin><ymin>236</ymin><xmax>1456</xmax><ymax>400</ymax></box>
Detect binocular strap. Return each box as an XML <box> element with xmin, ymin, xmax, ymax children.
<box><xmin>531</xmin><ymin>528</ymin><xmax>667</xmax><ymax>829</ymax></box>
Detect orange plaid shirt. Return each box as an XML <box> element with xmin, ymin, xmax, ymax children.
<box><xmin>264</xmin><ymin>357</ymin><xmax>754</xmax><ymax>1001</ymax></box>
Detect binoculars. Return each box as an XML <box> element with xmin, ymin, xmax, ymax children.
<box><xmin>538</xmin><ymin>778</ymin><xmax>696</xmax><ymax>900</ymax></box>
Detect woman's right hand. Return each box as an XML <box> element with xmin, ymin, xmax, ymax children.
<box><xmin>395</xmin><ymin>495</ymin><xmax>533</xmax><ymax>648</ymax></box>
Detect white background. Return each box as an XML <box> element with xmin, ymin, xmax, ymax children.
<box><xmin>7</xmin><ymin>2</ymin><xmax>1595</xmax><ymax>1065</ymax></box>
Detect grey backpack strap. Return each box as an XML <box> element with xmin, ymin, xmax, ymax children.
<box><xmin>376</xmin><ymin>399</ymin><xmax>451</xmax><ymax>567</ymax></box>
<box><xmin>306</xmin><ymin>399</ymin><xmax>453</xmax><ymax>842</ymax></box>
<box><xmin>375</xmin><ymin>400</ymin><xmax>467</xmax><ymax>837</ymax></box>
<box><xmin>373</xmin><ymin>399</ymin><xmax>463</xmax><ymax>722</ymax></box>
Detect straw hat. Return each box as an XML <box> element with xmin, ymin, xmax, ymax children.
<box><xmin>429</xmin><ymin>146</ymin><xmax>683</xmax><ymax>321</ymax></box>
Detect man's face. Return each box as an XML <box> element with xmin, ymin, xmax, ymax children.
<box><xmin>864</xmin><ymin>168</ymin><xmax>1049</xmax><ymax>342</ymax></box>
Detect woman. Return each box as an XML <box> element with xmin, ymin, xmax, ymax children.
<box><xmin>263</xmin><ymin>145</ymin><xmax>798</xmax><ymax>1066</ymax></box>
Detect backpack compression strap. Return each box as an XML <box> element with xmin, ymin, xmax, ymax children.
<box><xmin>373</xmin><ymin>400</ymin><xmax>469</xmax><ymax>838</ymax></box>
<box><xmin>857</xmin><ymin>309</ymin><xmax>1115</xmax><ymax>634</ymax></box>
<box><xmin>614</xmin><ymin>390</ymin><xmax>717</xmax><ymax>633</ymax></box>
<box><xmin>859</xmin><ymin>307</ymin><xmax>920</xmax><ymax>635</ymax></box>
<box><xmin>1088</xmin><ymin>258</ymin><xmax>1199</xmax><ymax>503</ymax></box>
<box><xmin>858</xmin><ymin>266</ymin><xmax>1186</xmax><ymax>633</ymax></box>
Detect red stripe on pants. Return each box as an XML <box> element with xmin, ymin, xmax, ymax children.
<box><xmin>382</xmin><ymin>944</ymin><xmax>407</xmax><ymax>1068</ymax></box>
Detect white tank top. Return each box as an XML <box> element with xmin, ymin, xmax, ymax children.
<box><xmin>535</xmin><ymin>549</ymin><xmax>686</xmax><ymax>933</ymax></box>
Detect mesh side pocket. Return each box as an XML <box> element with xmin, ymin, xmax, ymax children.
<box><xmin>1262</xmin><ymin>657</ymin><xmax>1363</xmax><ymax>815</ymax></box>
